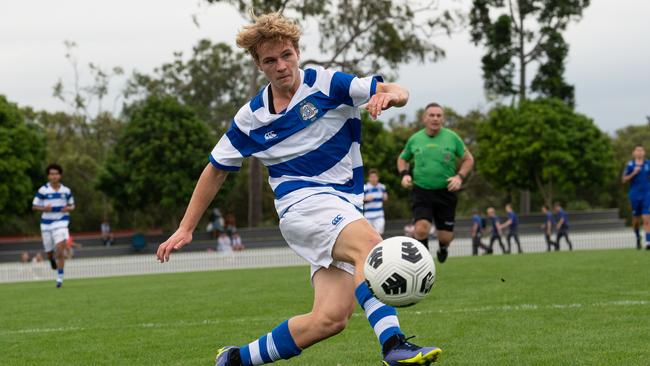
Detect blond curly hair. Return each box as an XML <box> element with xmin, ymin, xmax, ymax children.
<box><xmin>236</xmin><ymin>12</ymin><xmax>301</xmax><ymax>62</ymax></box>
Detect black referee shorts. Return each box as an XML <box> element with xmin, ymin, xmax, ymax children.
<box><xmin>411</xmin><ymin>185</ymin><xmax>458</xmax><ymax>232</ymax></box>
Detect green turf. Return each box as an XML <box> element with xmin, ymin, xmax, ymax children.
<box><xmin>1</xmin><ymin>249</ymin><xmax>648</xmax><ymax>365</ymax></box>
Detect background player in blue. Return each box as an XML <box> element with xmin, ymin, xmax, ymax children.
<box><xmin>486</xmin><ymin>207</ymin><xmax>507</xmax><ymax>253</ymax></box>
<box><xmin>363</xmin><ymin>169</ymin><xmax>388</xmax><ymax>235</ymax></box>
<box><xmin>553</xmin><ymin>202</ymin><xmax>573</xmax><ymax>251</ymax></box>
<box><xmin>32</xmin><ymin>164</ymin><xmax>75</xmax><ymax>288</ymax></box>
<box><xmin>621</xmin><ymin>145</ymin><xmax>650</xmax><ymax>250</ymax></box>
<box><xmin>470</xmin><ymin>208</ymin><xmax>490</xmax><ymax>255</ymax></box>
<box><xmin>541</xmin><ymin>205</ymin><xmax>558</xmax><ymax>251</ymax></box>
<box><xmin>156</xmin><ymin>12</ymin><xmax>441</xmax><ymax>366</ymax></box>
<box><xmin>500</xmin><ymin>203</ymin><xmax>522</xmax><ymax>253</ymax></box>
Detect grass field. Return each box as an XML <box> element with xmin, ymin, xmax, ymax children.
<box><xmin>1</xmin><ymin>249</ymin><xmax>649</xmax><ymax>365</ymax></box>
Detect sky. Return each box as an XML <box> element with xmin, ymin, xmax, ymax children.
<box><xmin>1</xmin><ymin>0</ymin><xmax>648</xmax><ymax>134</ymax></box>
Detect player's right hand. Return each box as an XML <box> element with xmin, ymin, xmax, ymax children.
<box><xmin>401</xmin><ymin>175</ymin><xmax>412</xmax><ymax>188</ymax></box>
<box><xmin>157</xmin><ymin>229</ymin><xmax>193</xmax><ymax>263</ymax></box>
<box><xmin>633</xmin><ymin>166</ymin><xmax>641</xmax><ymax>175</ymax></box>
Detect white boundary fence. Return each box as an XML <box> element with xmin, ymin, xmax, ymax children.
<box><xmin>0</xmin><ymin>229</ymin><xmax>637</xmax><ymax>283</ymax></box>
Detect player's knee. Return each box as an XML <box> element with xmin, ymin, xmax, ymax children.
<box><xmin>313</xmin><ymin>310</ymin><xmax>350</xmax><ymax>336</ymax></box>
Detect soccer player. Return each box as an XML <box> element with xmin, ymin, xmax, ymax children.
<box><xmin>363</xmin><ymin>169</ymin><xmax>388</xmax><ymax>235</ymax></box>
<box><xmin>621</xmin><ymin>145</ymin><xmax>650</xmax><ymax>250</ymax></box>
<box><xmin>156</xmin><ymin>13</ymin><xmax>441</xmax><ymax>366</ymax></box>
<box><xmin>32</xmin><ymin>164</ymin><xmax>75</xmax><ymax>288</ymax></box>
<box><xmin>397</xmin><ymin>103</ymin><xmax>474</xmax><ymax>263</ymax></box>
<box><xmin>553</xmin><ymin>202</ymin><xmax>573</xmax><ymax>251</ymax></box>
<box><xmin>470</xmin><ymin>209</ymin><xmax>490</xmax><ymax>255</ymax></box>
<box><xmin>541</xmin><ymin>205</ymin><xmax>557</xmax><ymax>251</ymax></box>
<box><xmin>500</xmin><ymin>203</ymin><xmax>522</xmax><ymax>253</ymax></box>
<box><xmin>486</xmin><ymin>207</ymin><xmax>507</xmax><ymax>254</ymax></box>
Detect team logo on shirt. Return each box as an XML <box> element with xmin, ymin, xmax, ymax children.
<box><xmin>444</xmin><ymin>152</ymin><xmax>451</xmax><ymax>161</ymax></box>
<box><xmin>264</xmin><ymin>131</ymin><xmax>278</xmax><ymax>141</ymax></box>
<box><xmin>331</xmin><ymin>214</ymin><xmax>344</xmax><ymax>226</ymax></box>
<box><xmin>300</xmin><ymin>102</ymin><xmax>318</xmax><ymax>121</ymax></box>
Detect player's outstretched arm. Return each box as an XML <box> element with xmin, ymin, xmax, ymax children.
<box><xmin>365</xmin><ymin>83</ymin><xmax>409</xmax><ymax>119</ymax></box>
<box><xmin>157</xmin><ymin>163</ymin><xmax>229</xmax><ymax>263</ymax></box>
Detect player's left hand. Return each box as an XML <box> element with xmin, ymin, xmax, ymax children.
<box><xmin>447</xmin><ymin>175</ymin><xmax>463</xmax><ymax>191</ymax></box>
<box><xmin>365</xmin><ymin>92</ymin><xmax>399</xmax><ymax>119</ymax></box>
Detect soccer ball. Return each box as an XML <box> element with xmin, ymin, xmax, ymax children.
<box><xmin>364</xmin><ymin>236</ymin><xmax>436</xmax><ymax>307</ymax></box>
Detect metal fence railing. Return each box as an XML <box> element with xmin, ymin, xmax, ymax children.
<box><xmin>0</xmin><ymin>228</ymin><xmax>637</xmax><ymax>284</ymax></box>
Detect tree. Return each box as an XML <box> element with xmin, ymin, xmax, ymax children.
<box><xmin>97</xmin><ymin>96</ymin><xmax>213</xmax><ymax>229</ymax></box>
<box><xmin>124</xmin><ymin>39</ymin><xmax>250</xmax><ymax>131</ymax></box>
<box><xmin>477</xmin><ymin>98</ymin><xmax>615</xmax><ymax>208</ymax></box>
<box><xmin>469</xmin><ymin>0</ymin><xmax>589</xmax><ymax>106</ymax></box>
<box><xmin>0</xmin><ymin>96</ymin><xmax>45</xmax><ymax>227</ymax></box>
<box><xmin>204</xmin><ymin>0</ymin><xmax>462</xmax><ymax>226</ymax></box>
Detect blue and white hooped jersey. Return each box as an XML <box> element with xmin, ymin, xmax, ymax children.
<box><xmin>32</xmin><ymin>183</ymin><xmax>74</xmax><ymax>231</ymax></box>
<box><xmin>210</xmin><ymin>66</ymin><xmax>382</xmax><ymax>217</ymax></box>
<box><xmin>363</xmin><ymin>182</ymin><xmax>386</xmax><ymax>219</ymax></box>
<box><xmin>624</xmin><ymin>159</ymin><xmax>650</xmax><ymax>199</ymax></box>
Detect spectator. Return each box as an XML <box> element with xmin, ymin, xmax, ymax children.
<box><xmin>208</xmin><ymin>208</ymin><xmax>225</xmax><ymax>239</ymax></box>
<box><xmin>470</xmin><ymin>209</ymin><xmax>491</xmax><ymax>256</ymax></box>
<box><xmin>225</xmin><ymin>213</ymin><xmax>245</xmax><ymax>251</ymax></box>
<box><xmin>500</xmin><ymin>203</ymin><xmax>523</xmax><ymax>253</ymax></box>
<box><xmin>554</xmin><ymin>202</ymin><xmax>573</xmax><ymax>251</ymax></box>
<box><xmin>541</xmin><ymin>205</ymin><xmax>558</xmax><ymax>251</ymax></box>
<box><xmin>20</xmin><ymin>251</ymin><xmax>30</xmax><ymax>263</ymax></box>
<box><xmin>487</xmin><ymin>207</ymin><xmax>507</xmax><ymax>254</ymax></box>
<box><xmin>101</xmin><ymin>219</ymin><xmax>114</xmax><ymax>247</ymax></box>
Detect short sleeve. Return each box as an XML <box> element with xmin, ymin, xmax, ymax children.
<box><xmin>623</xmin><ymin>163</ymin><xmax>633</xmax><ymax>176</ymax></box>
<box><xmin>400</xmin><ymin>137</ymin><xmax>414</xmax><ymax>161</ymax></box>
<box><xmin>454</xmin><ymin>133</ymin><xmax>466</xmax><ymax>158</ymax></box>
<box><xmin>67</xmin><ymin>191</ymin><xmax>75</xmax><ymax>206</ymax></box>
<box><xmin>32</xmin><ymin>189</ymin><xmax>45</xmax><ymax>206</ymax></box>
<box><xmin>209</xmin><ymin>131</ymin><xmax>245</xmax><ymax>171</ymax></box>
<box><xmin>328</xmin><ymin>70</ymin><xmax>383</xmax><ymax>107</ymax></box>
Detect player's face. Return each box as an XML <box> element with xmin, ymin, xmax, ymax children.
<box><xmin>47</xmin><ymin>170</ymin><xmax>61</xmax><ymax>185</ymax></box>
<box><xmin>256</xmin><ymin>40</ymin><xmax>301</xmax><ymax>95</ymax></box>
<box><xmin>369</xmin><ymin>173</ymin><xmax>379</xmax><ymax>185</ymax></box>
<box><xmin>633</xmin><ymin>146</ymin><xmax>645</xmax><ymax>160</ymax></box>
<box><xmin>422</xmin><ymin>106</ymin><xmax>444</xmax><ymax>134</ymax></box>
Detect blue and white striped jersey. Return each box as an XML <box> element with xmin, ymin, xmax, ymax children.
<box><xmin>210</xmin><ymin>66</ymin><xmax>382</xmax><ymax>217</ymax></box>
<box><xmin>32</xmin><ymin>183</ymin><xmax>74</xmax><ymax>231</ymax></box>
<box><xmin>363</xmin><ymin>182</ymin><xmax>386</xmax><ymax>219</ymax></box>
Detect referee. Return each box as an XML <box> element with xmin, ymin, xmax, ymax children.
<box><xmin>397</xmin><ymin>102</ymin><xmax>474</xmax><ymax>263</ymax></box>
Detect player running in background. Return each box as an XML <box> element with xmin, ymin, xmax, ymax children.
<box><xmin>470</xmin><ymin>208</ymin><xmax>490</xmax><ymax>255</ymax></box>
<box><xmin>541</xmin><ymin>205</ymin><xmax>558</xmax><ymax>251</ymax></box>
<box><xmin>486</xmin><ymin>207</ymin><xmax>507</xmax><ymax>254</ymax></box>
<box><xmin>621</xmin><ymin>145</ymin><xmax>650</xmax><ymax>250</ymax></box>
<box><xmin>397</xmin><ymin>102</ymin><xmax>474</xmax><ymax>263</ymax></box>
<box><xmin>157</xmin><ymin>12</ymin><xmax>441</xmax><ymax>366</ymax></box>
<box><xmin>363</xmin><ymin>169</ymin><xmax>388</xmax><ymax>235</ymax></box>
<box><xmin>500</xmin><ymin>203</ymin><xmax>522</xmax><ymax>253</ymax></box>
<box><xmin>553</xmin><ymin>202</ymin><xmax>573</xmax><ymax>251</ymax></box>
<box><xmin>32</xmin><ymin>164</ymin><xmax>75</xmax><ymax>288</ymax></box>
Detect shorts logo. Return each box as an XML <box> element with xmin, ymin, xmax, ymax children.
<box><xmin>264</xmin><ymin>131</ymin><xmax>277</xmax><ymax>141</ymax></box>
<box><xmin>331</xmin><ymin>214</ymin><xmax>344</xmax><ymax>226</ymax></box>
<box><xmin>444</xmin><ymin>221</ymin><xmax>454</xmax><ymax>226</ymax></box>
<box><xmin>300</xmin><ymin>102</ymin><xmax>318</xmax><ymax>121</ymax></box>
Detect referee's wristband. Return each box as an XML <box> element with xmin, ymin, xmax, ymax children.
<box><xmin>400</xmin><ymin>170</ymin><xmax>410</xmax><ymax>178</ymax></box>
<box><xmin>457</xmin><ymin>172</ymin><xmax>466</xmax><ymax>181</ymax></box>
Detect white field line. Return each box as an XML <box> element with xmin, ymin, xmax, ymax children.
<box><xmin>2</xmin><ymin>299</ymin><xmax>647</xmax><ymax>336</ymax></box>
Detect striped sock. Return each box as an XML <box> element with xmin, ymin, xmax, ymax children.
<box><xmin>355</xmin><ymin>281</ymin><xmax>403</xmax><ymax>347</ymax></box>
<box><xmin>57</xmin><ymin>268</ymin><xmax>64</xmax><ymax>283</ymax></box>
<box><xmin>239</xmin><ymin>320</ymin><xmax>301</xmax><ymax>365</ymax></box>
<box><xmin>645</xmin><ymin>232</ymin><xmax>650</xmax><ymax>245</ymax></box>
<box><xmin>634</xmin><ymin>228</ymin><xmax>640</xmax><ymax>241</ymax></box>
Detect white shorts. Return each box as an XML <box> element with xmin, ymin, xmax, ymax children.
<box><xmin>280</xmin><ymin>194</ymin><xmax>364</xmax><ymax>279</ymax></box>
<box><xmin>42</xmin><ymin>228</ymin><xmax>69</xmax><ymax>252</ymax></box>
<box><xmin>365</xmin><ymin>216</ymin><xmax>385</xmax><ymax>235</ymax></box>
